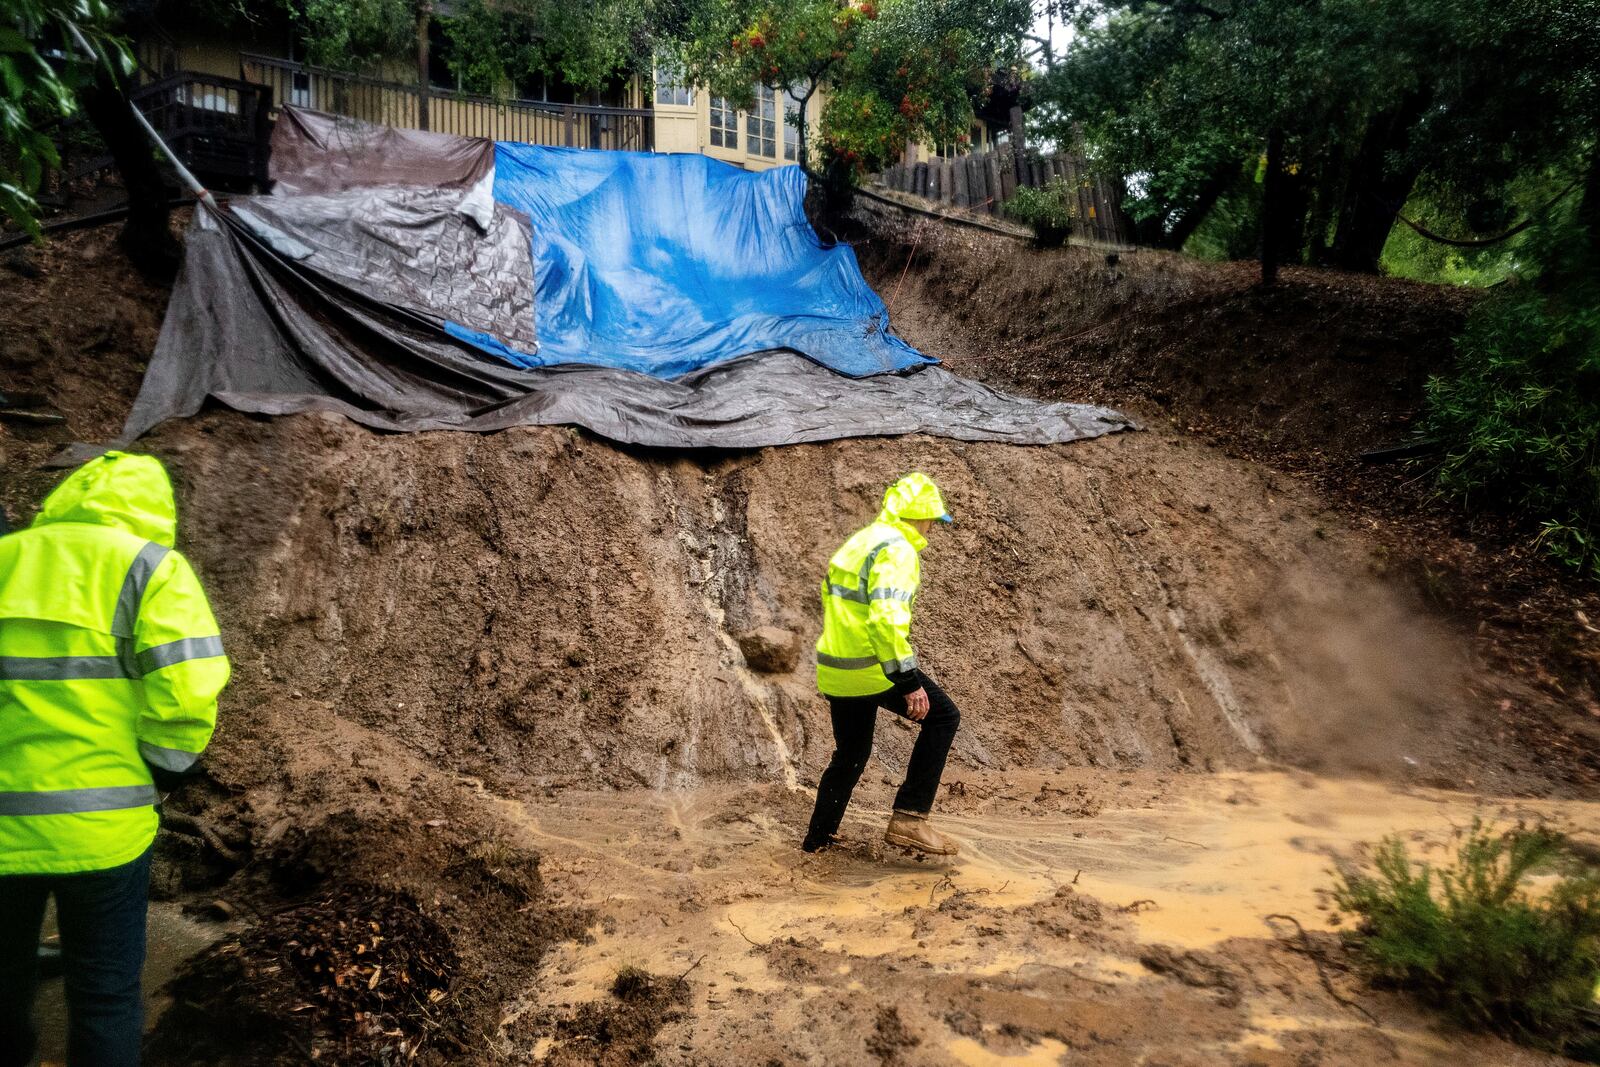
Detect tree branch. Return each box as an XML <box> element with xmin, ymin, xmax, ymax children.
<box><xmin>1135</xmin><ymin>0</ymin><xmax>1228</xmax><ymax>21</ymax></box>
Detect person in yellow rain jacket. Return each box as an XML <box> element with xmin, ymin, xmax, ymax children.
<box><xmin>804</xmin><ymin>472</ymin><xmax>961</xmax><ymax>857</ymax></box>
<box><xmin>0</xmin><ymin>452</ymin><xmax>229</xmax><ymax>1067</ymax></box>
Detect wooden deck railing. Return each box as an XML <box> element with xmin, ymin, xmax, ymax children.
<box><xmin>240</xmin><ymin>54</ymin><xmax>654</xmax><ymax>152</ymax></box>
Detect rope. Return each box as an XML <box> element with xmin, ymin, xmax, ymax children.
<box><xmin>1377</xmin><ymin>178</ymin><xmax>1582</xmax><ymax>248</ymax></box>
<box><xmin>886</xmin><ymin>214</ymin><xmax>929</xmax><ymax>316</ymax></box>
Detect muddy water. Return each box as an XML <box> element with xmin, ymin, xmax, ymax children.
<box><xmin>488</xmin><ymin>769</ymin><xmax>1600</xmax><ymax>1065</ymax></box>
<box><xmin>953</xmin><ymin>770</ymin><xmax>1600</xmax><ymax>949</ymax></box>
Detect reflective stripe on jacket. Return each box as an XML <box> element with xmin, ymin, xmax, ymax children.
<box><xmin>0</xmin><ymin>452</ymin><xmax>230</xmax><ymax>875</ymax></box>
<box><xmin>814</xmin><ymin>516</ymin><xmax>926</xmax><ymax>697</ymax></box>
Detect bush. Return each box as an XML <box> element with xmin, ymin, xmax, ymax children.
<box><xmin>1005</xmin><ymin>177</ymin><xmax>1077</xmax><ymax>248</ymax></box>
<box><xmin>1333</xmin><ymin>822</ymin><xmax>1600</xmax><ymax>1057</ymax></box>
<box><xmin>1419</xmin><ymin>254</ymin><xmax>1600</xmax><ymax>577</ymax></box>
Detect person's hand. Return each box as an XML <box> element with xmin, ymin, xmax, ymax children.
<box><xmin>905</xmin><ymin>687</ymin><xmax>929</xmax><ymax>722</ymax></box>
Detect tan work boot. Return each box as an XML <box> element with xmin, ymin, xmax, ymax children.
<box><xmin>884</xmin><ymin>809</ymin><xmax>959</xmax><ymax>856</ymax></box>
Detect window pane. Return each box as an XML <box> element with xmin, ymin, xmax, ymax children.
<box><xmin>782</xmin><ymin>92</ymin><xmax>801</xmax><ymax>163</ymax></box>
<box><xmin>655</xmin><ymin>62</ymin><xmax>692</xmax><ymax>106</ymax></box>
<box><xmin>711</xmin><ymin>97</ymin><xmax>736</xmax><ymax>149</ymax></box>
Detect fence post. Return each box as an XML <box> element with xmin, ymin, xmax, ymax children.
<box><xmin>1095</xmin><ymin>174</ymin><xmax>1116</xmax><ymax>245</ymax></box>
<box><xmin>967</xmin><ymin>156</ymin><xmax>987</xmax><ymax>212</ymax></box>
<box><xmin>952</xmin><ymin>155</ymin><xmax>971</xmax><ymax>208</ymax></box>
<box><xmin>984</xmin><ymin>153</ymin><xmax>1003</xmax><ymax>214</ymax></box>
<box><xmin>564</xmin><ymin>106</ymin><xmax>575</xmax><ymax>147</ymax></box>
<box><xmin>415</xmin><ymin>2</ymin><xmax>431</xmax><ymax>131</ymax></box>
<box><xmin>1068</xmin><ymin>158</ymin><xmax>1094</xmax><ymax>241</ymax></box>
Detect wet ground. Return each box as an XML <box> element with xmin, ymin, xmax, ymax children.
<box><xmin>34</xmin><ymin>902</ymin><xmax>225</xmax><ymax>1065</ymax></box>
<box><xmin>482</xmin><ymin>767</ymin><xmax>1600</xmax><ymax>1064</ymax></box>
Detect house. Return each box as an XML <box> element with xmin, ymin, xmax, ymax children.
<box><xmin>117</xmin><ymin>10</ymin><xmax>1009</xmax><ymax>190</ymax></box>
<box><xmin>650</xmin><ymin>64</ymin><xmax>1001</xmax><ymax>172</ymax></box>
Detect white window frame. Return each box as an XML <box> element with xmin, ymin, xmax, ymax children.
<box><xmin>709</xmin><ymin>96</ymin><xmax>738</xmax><ymax>149</ymax></box>
<box><xmin>747</xmin><ymin>85</ymin><xmax>778</xmax><ymax>159</ymax></box>
<box><xmin>783</xmin><ymin>91</ymin><xmax>803</xmax><ymax>162</ymax></box>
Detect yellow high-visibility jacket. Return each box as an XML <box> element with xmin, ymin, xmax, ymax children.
<box><xmin>815</xmin><ymin>516</ymin><xmax>926</xmax><ymax>697</ymax></box>
<box><xmin>0</xmin><ymin>452</ymin><xmax>230</xmax><ymax>875</ymax></box>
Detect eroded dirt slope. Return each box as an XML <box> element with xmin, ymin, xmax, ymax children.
<box><xmin>116</xmin><ymin>409</ymin><xmax>1550</xmax><ymax>797</ymax></box>
<box><xmin>855</xmin><ymin>203</ymin><xmax>1600</xmax><ymax>782</ymax></box>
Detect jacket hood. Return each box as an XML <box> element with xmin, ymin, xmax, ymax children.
<box><xmin>878</xmin><ymin>472</ymin><xmax>951</xmax><ymax>526</ymax></box>
<box><xmin>32</xmin><ymin>451</ymin><xmax>177</xmax><ymax>546</ymax></box>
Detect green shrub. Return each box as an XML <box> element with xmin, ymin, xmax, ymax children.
<box><xmin>1333</xmin><ymin>822</ymin><xmax>1600</xmax><ymax>1056</ymax></box>
<box><xmin>1419</xmin><ymin>255</ymin><xmax>1600</xmax><ymax>577</ymax></box>
<box><xmin>1005</xmin><ymin>177</ymin><xmax>1077</xmax><ymax>247</ymax></box>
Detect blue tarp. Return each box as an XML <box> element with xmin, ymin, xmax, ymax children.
<box><xmin>471</xmin><ymin>145</ymin><xmax>935</xmax><ymax>379</ymax></box>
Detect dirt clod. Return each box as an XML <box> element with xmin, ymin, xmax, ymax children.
<box><xmin>866</xmin><ymin>1004</ymin><xmax>921</xmax><ymax>1064</ymax></box>
<box><xmin>737</xmin><ymin>625</ymin><xmax>802</xmax><ymax>674</ymax></box>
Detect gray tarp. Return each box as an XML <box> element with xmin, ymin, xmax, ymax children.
<box><xmin>233</xmin><ymin>185</ymin><xmax>539</xmax><ymax>354</ymax></box>
<box><xmin>120</xmin><ymin>112</ymin><xmax>1131</xmax><ymax>449</ymax></box>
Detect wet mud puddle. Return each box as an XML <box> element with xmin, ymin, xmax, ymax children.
<box><xmin>484</xmin><ymin>770</ymin><xmax>1600</xmax><ymax>1065</ymax></box>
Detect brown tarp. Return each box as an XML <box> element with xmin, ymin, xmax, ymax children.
<box><xmin>268</xmin><ymin>108</ymin><xmax>494</xmax><ymax>196</ymax></box>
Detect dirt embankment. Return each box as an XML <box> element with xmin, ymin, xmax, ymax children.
<box><xmin>153</xmin><ymin>410</ymin><xmax>1529</xmax><ymax>794</ymax></box>
<box><xmin>854</xmin><ymin>203</ymin><xmax>1478</xmax><ymax>466</ymax></box>
<box><xmin>4</xmin><ymin>223</ymin><xmax>1599</xmax><ymax>1064</ymax></box>
<box><xmin>856</xmin><ymin>204</ymin><xmax>1600</xmax><ymax>775</ymax></box>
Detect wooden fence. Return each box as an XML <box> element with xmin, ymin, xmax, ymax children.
<box><xmin>876</xmin><ymin>148</ymin><xmax>1132</xmax><ymax>246</ymax></box>
<box><xmin>240</xmin><ymin>54</ymin><xmax>654</xmax><ymax>152</ymax></box>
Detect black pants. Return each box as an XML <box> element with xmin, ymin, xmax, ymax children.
<box><xmin>804</xmin><ymin>674</ymin><xmax>960</xmax><ymax>849</ymax></box>
<box><xmin>0</xmin><ymin>846</ymin><xmax>152</xmax><ymax>1067</ymax></box>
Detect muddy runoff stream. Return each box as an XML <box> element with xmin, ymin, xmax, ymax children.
<box><xmin>483</xmin><ymin>768</ymin><xmax>1600</xmax><ymax>1065</ymax></box>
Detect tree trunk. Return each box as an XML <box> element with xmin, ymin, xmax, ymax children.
<box><xmin>1279</xmin><ymin>159</ymin><xmax>1311</xmax><ymax>264</ymax></box>
<box><xmin>416</xmin><ymin>2</ymin><xmax>431</xmax><ymax>131</ymax></box>
<box><xmin>1163</xmin><ymin>159</ymin><xmax>1235</xmax><ymax>250</ymax></box>
<box><xmin>796</xmin><ymin>86</ymin><xmax>814</xmax><ymax>172</ymax></box>
<box><xmin>81</xmin><ymin>67</ymin><xmax>178</xmax><ymax>280</ymax></box>
<box><xmin>1008</xmin><ymin>104</ymin><xmax>1026</xmax><ymax>183</ymax></box>
<box><xmin>1304</xmin><ymin>147</ymin><xmax>1339</xmax><ymax>265</ymax></box>
<box><xmin>1328</xmin><ymin>91</ymin><xmax>1429</xmax><ymax>273</ymax></box>
<box><xmin>1261</xmin><ymin>126</ymin><xmax>1283</xmax><ymax>286</ymax></box>
<box><xmin>1580</xmin><ymin>136</ymin><xmax>1600</xmax><ymax>262</ymax></box>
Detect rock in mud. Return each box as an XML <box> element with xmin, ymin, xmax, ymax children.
<box><xmin>736</xmin><ymin>626</ymin><xmax>801</xmax><ymax>674</ymax></box>
<box><xmin>3</xmin><ymin>249</ymin><xmax>40</xmax><ymax>279</ymax></box>
<box><xmin>1138</xmin><ymin>944</ymin><xmax>1244</xmax><ymax>1007</ymax></box>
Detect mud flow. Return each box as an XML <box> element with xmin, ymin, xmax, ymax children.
<box><xmin>504</xmin><ymin>770</ymin><xmax>1600</xmax><ymax>1065</ymax></box>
